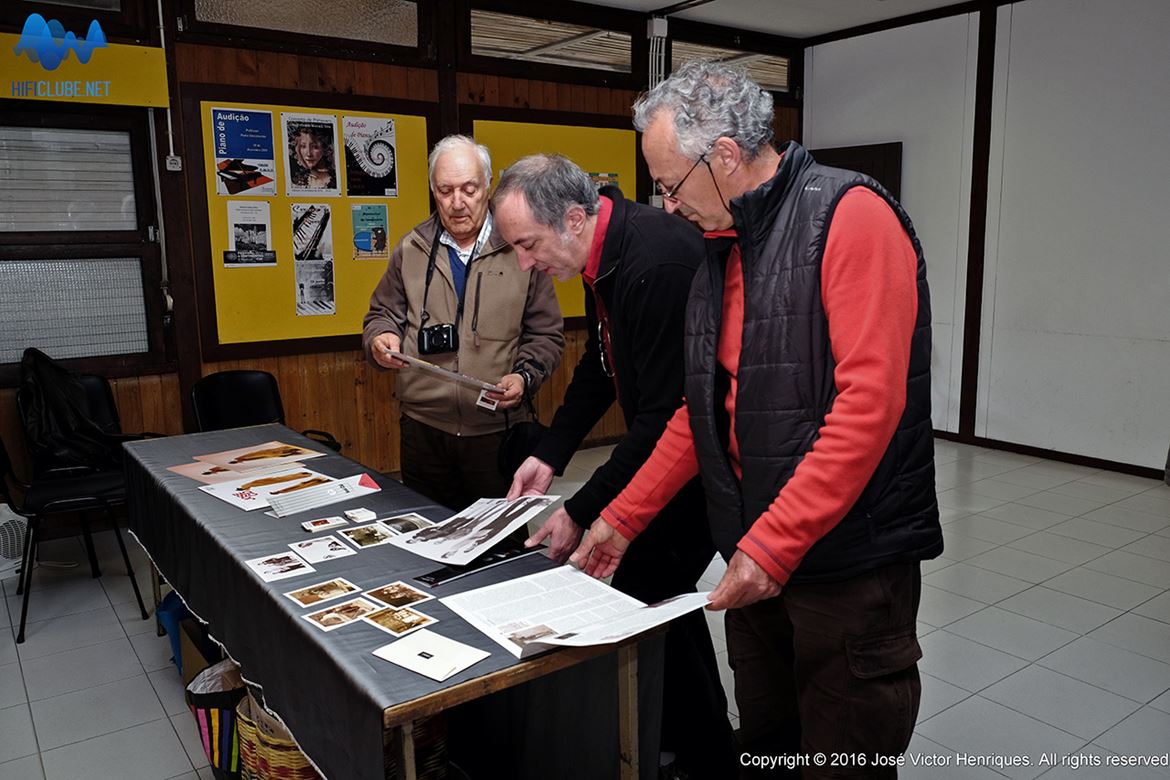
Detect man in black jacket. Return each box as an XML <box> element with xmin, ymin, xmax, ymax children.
<box><xmin>494</xmin><ymin>153</ymin><xmax>734</xmax><ymax>779</ymax></box>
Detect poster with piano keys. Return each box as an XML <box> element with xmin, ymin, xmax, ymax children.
<box><xmin>291</xmin><ymin>203</ymin><xmax>332</xmax><ymax>261</ymax></box>
<box><xmin>343</xmin><ymin>116</ymin><xmax>397</xmax><ymax>197</ymax></box>
<box><xmin>211</xmin><ymin>107</ymin><xmax>276</xmax><ymax>196</ymax></box>
<box><xmin>295</xmin><ymin>260</ymin><xmax>335</xmax><ymax>316</ymax></box>
<box><xmin>282</xmin><ymin>112</ymin><xmax>340</xmax><ymax>198</ymax></box>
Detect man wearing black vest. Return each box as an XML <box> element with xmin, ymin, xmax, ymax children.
<box><xmin>494</xmin><ymin>154</ymin><xmax>735</xmax><ymax>779</ymax></box>
<box><xmin>572</xmin><ymin>61</ymin><xmax>943</xmax><ymax>777</ymax></box>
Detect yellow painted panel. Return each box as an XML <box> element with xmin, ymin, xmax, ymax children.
<box><xmin>1</xmin><ymin>33</ymin><xmax>169</xmax><ymax>108</ymax></box>
<box><xmin>473</xmin><ymin>120</ymin><xmax>638</xmax><ymax>319</ymax></box>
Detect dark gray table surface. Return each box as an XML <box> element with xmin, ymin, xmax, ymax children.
<box><xmin>123</xmin><ymin>424</ymin><xmax>571</xmax><ymax>780</ymax></box>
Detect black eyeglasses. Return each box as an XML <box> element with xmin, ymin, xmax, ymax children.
<box><xmin>655</xmin><ymin>152</ymin><xmax>708</xmax><ymax>201</ymax></box>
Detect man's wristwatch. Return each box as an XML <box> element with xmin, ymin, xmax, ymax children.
<box><xmin>514</xmin><ymin>366</ymin><xmax>534</xmax><ymax>393</ymax></box>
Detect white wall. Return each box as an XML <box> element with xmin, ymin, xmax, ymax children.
<box><xmin>804</xmin><ymin>15</ymin><xmax>979</xmax><ymax>433</ymax></box>
<box><xmin>978</xmin><ymin>0</ymin><xmax>1170</xmax><ymax>468</ymax></box>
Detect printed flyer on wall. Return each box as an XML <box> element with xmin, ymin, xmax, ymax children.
<box><xmin>343</xmin><ymin>115</ymin><xmax>397</xmax><ymax>197</ymax></box>
<box><xmin>225</xmin><ymin>200</ymin><xmax>276</xmax><ymax>266</ymax></box>
<box><xmin>211</xmin><ymin>107</ymin><xmax>276</xmax><ymax>196</ymax></box>
<box><xmin>352</xmin><ymin>203</ymin><xmax>390</xmax><ymax>260</ymax></box>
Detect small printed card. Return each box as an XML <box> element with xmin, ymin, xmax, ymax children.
<box><xmin>365</xmin><ymin>580</ymin><xmax>433</xmax><ymax>609</ymax></box>
<box><xmin>362</xmin><ymin>606</ymin><xmax>437</xmax><ymax>637</ymax></box>
<box><xmin>344</xmin><ymin>507</ymin><xmax>377</xmax><ymax>523</ymax></box>
<box><xmin>288</xmin><ymin>535</ymin><xmax>357</xmax><ymax>564</ymax></box>
<box><xmin>339</xmin><ymin>523</ymin><xmax>396</xmax><ymax>549</ymax></box>
<box><xmin>302</xmin><ymin>515</ymin><xmax>347</xmax><ymax>532</ymax></box>
<box><xmin>303</xmin><ymin>597</ymin><xmax>380</xmax><ymax>632</ymax></box>
<box><xmin>372</xmin><ymin>629</ymin><xmax>490</xmax><ymax>681</ymax></box>
<box><xmin>284</xmin><ymin>577</ymin><xmax>360</xmax><ymax>608</ymax></box>
<box><xmin>244</xmin><ymin>552</ymin><xmax>316</xmax><ymax>582</ymax></box>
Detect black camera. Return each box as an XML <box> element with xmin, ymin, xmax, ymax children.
<box><xmin>418</xmin><ymin>323</ymin><xmax>459</xmax><ymax>355</ymax></box>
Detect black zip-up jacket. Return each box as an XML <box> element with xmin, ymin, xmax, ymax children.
<box><xmin>532</xmin><ymin>186</ymin><xmax>706</xmax><ymax>529</ymax></box>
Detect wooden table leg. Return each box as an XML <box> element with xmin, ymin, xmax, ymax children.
<box><xmin>393</xmin><ymin>721</ymin><xmax>417</xmax><ymax>780</ymax></box>
<box><xmin>618</xmin><ymin>644</ymin><xmax>639</xmax><ymax>780</ymax></box>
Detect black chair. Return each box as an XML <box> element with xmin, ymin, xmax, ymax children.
<box><xmin>191</xmin><ymin>370</ymin><xmax>341</xmax><ymax>451</ymax></box>
<box><xmin>0</xmin><ymin>433</ymin><xmax>149</xmax><ymax>644</ymax></box>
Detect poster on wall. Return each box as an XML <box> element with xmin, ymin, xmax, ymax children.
<box><xmin>351</xmin><ymin>204</ymin><xmax>390</xmax><ymax>260</ymax></box>
<box><xmin>291</xmin><ymin>203</ymin><xmax>333</xmax><ymax>261</ymax></box>
<box><xmin>588</xmin><ymin>172</ymin><xmax>620</xmax><ymax>190</ymax></box>
<box><xmin>211</xmin><ymin>107</ymin><xmax>276</xmax><ymax>196</ymax></box>
<box><xmin>282</xmin><ymin>112</ymin><xmax>340</xmax><ymax>197</ymax></box>
<box><xmin>295</xmin><ymin>261</ymin><xmax>336</xmax><ymax>316</ymax></box>
<box><xmin>343</xmin><ymin>116</ymin><xmax>398</xmax><ymax>197</ymax></box>
<box><xmin>224</xmin><ymin>201</ymin><xmax>276</xmax><ymax>267</ymax></box>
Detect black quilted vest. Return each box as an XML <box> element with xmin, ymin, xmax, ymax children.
<box><xmin>685</xmin><ymin>142</ymin><xmax>942</xmax><ymax>583</ymax></box>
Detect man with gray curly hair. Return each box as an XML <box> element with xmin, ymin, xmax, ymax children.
<box><xmin>572</xmin><ymin>61</ymin><xmax>942</xmax><ymax>776</ymax></box>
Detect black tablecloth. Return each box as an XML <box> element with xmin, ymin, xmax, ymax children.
<box><xmin>124</xmin><ymin>425</ymin><xmax>583</xmax><ymax>779</ymax></box>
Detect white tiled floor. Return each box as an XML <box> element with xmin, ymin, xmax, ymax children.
<box><xmin>1</xmin><ymin>439</ymin><xmax>1167</xmax><ymax>779</ymax></box>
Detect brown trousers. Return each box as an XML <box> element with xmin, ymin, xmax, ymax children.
<box><xmin>398</xmin><ymin>414</ymin><xmax>511</xmax><ymax>511</ymax></box>
<box><xmin>728</xmin><ymin>562</ymin><xmax>923</xmax><ymax>779</ymax></box>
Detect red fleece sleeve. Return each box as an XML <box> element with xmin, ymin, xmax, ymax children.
<box><xmin>738</xmin><ymin>187</ymin><xmax>920</xmax><ymax>585</ymax></box>
<box><xmin>600</xmin><ymin>403</ymin><xmax>698</xmax><ymax>540</ymax></box>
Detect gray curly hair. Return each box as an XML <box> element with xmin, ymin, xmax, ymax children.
<box><xmin>494</xmin><ymin>153</ymin><xmax>600</xmax><ymax>230</ymax></box>
<box><xmin>633</xmin><ymin>60</ymin><xmax>774</xmax><ymax>160</ymax></box>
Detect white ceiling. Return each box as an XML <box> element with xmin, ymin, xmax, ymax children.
<box><xmin>584</xmin><ymin>0</ymin><xmax>967</xmax><ymax>38</ymax></box>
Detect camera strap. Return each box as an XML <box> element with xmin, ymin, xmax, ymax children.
<box><xmin>420</xmin><ymin>223</ymin><xmax>481</xmax><ymax>328</ymax></box>
<box><xmin>419</xmin><ymin>226</ymin><xmax>444</xmax><ymax>328</ymax></box>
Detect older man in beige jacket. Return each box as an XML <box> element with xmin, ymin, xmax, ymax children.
<box><xmin>363</xmin><ymin>135</ymin><xmax>563</xmax><ymax>509</ymax></box>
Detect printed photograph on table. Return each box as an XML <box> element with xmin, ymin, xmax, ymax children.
<box><xmin>303</xmin><ymin>597</ymin><xmax>379</xmax><ymax>631</ymax></box>
<box><xmin>284</xmin><ymin>577</ymin><xmax>361</xmax><ymax>608</ymax></box>
<box><xmin>167</xmin><ymin>460</ymin><xmax>266</xmax><ymax>485</ymax></box>
<box><xmin>291</xmin><ymin>203</ymin><xmax>333</xmax><ymax>261</ymax></box>
<box><xmin>282</xmin><ymin>112</ymin><xmax>340</xmax><ymax>197</ymax></box>
<box><xmin>211</xmin><ymin>106</ymin><xmax>276</xmax><ymax>196</ymax></box>
<box><xmin>194</xmin><ymin>441</ymin><xmax>324</xmax><ymax>471</ymax></box>
<box><xmin>351</xmin><ymin>204</ymin><xmax>390</xmax><ymax>260</ymax></box>
<box><xmin>198</xmin><ymin>467</ymin><xmax>335</xmax><ymax>511</ymax></box>
<box><xmin>379</xmin><ymin>512</ymin><xmax>434</xmax><ymax>535</ymax></box>
<box><xmin>365</xmin><ymin>580</ymin><xmax>433</xmax><ymax>609</ymax></box>
<box><xmin>392</xmin><ymin>495</ymin><xmax>557</xmax><ymax>566</ymax></box>
<box><xmin>343</xmin><ymin>115</ymin><xmax>397</xmax><ymax>197</ymax></box>
<box><xmin>245</xmin><ymin>552</ymin><xmax>316</xmax><ymax>582</ymax></box>
<box><xmin>288</xmin><ymin>535</ymin><xmax>357</xmax><ymax>564</ymax></box>
<box><xmin>294</xmin><ymin>260</ymin><xmax>336</xmax><ymax>317</ymax></box>
<box><xmin>225</xmin><ymin>200</ymin><xmax>276</xmax><ymax>266</ymax></box>
<box><xmin>339</xmin><ymin>523</ymin><xmax>396</xmax><ymax>549</ymax></box>
<box><xmin>362</xmin><ymin>606</ymin><xmax>436</xmax><ymax>637</ymax></box>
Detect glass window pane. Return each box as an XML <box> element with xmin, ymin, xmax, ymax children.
<box><xmin>0</xmin><ymin>258</ymin><xmax>148</xmax><ymax>363</ymax></box>
<box><xmin>672</xmin><ymin>41</ymin><xmax>789</xmax><ymax>92</ymax></box>
<box><xmin>0</xmin><ymin>127</ymin><xmax>137</xmax><ymax>232</ymax></box>
<box><xmin>195</xmin><ymin>0</ymin><xmax>418</xmax><ymax>48</ymax></box>
<box><xmin>472</xmin><ymin>10</ymin><xmax>631</xmax><ymax>74</ymax></box>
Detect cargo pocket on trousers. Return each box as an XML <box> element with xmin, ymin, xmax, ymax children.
<box><xmin>844</xmin><ymin>627</ymin><xmax>922</xmax><ymax>757</ymax></box>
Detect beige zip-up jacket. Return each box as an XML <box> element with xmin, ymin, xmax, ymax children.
<box><xmin>362</xmin><ymin>212</ymin><xmax>564</xmax><ymax>437</ymax></box>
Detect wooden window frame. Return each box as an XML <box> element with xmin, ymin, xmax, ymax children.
<box><xmin>667</xmin><ymin>18</ymin><xmax>805</xmax><ymax>107</ymax></box>
<box><xmin>0</xmin><ymin>104</ymin><xmax>172</xmax><ymax>386</ymax></box>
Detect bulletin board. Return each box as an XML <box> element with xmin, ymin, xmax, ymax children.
<box><xmin>195</xmin><ymin>98</ymin><xmax>432</xmax><ymax>347</ymax></box>
<box><xmin>472</xmin><ymin>118</ymin><xmax>638</xmax><ymax>320</ymax></box>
